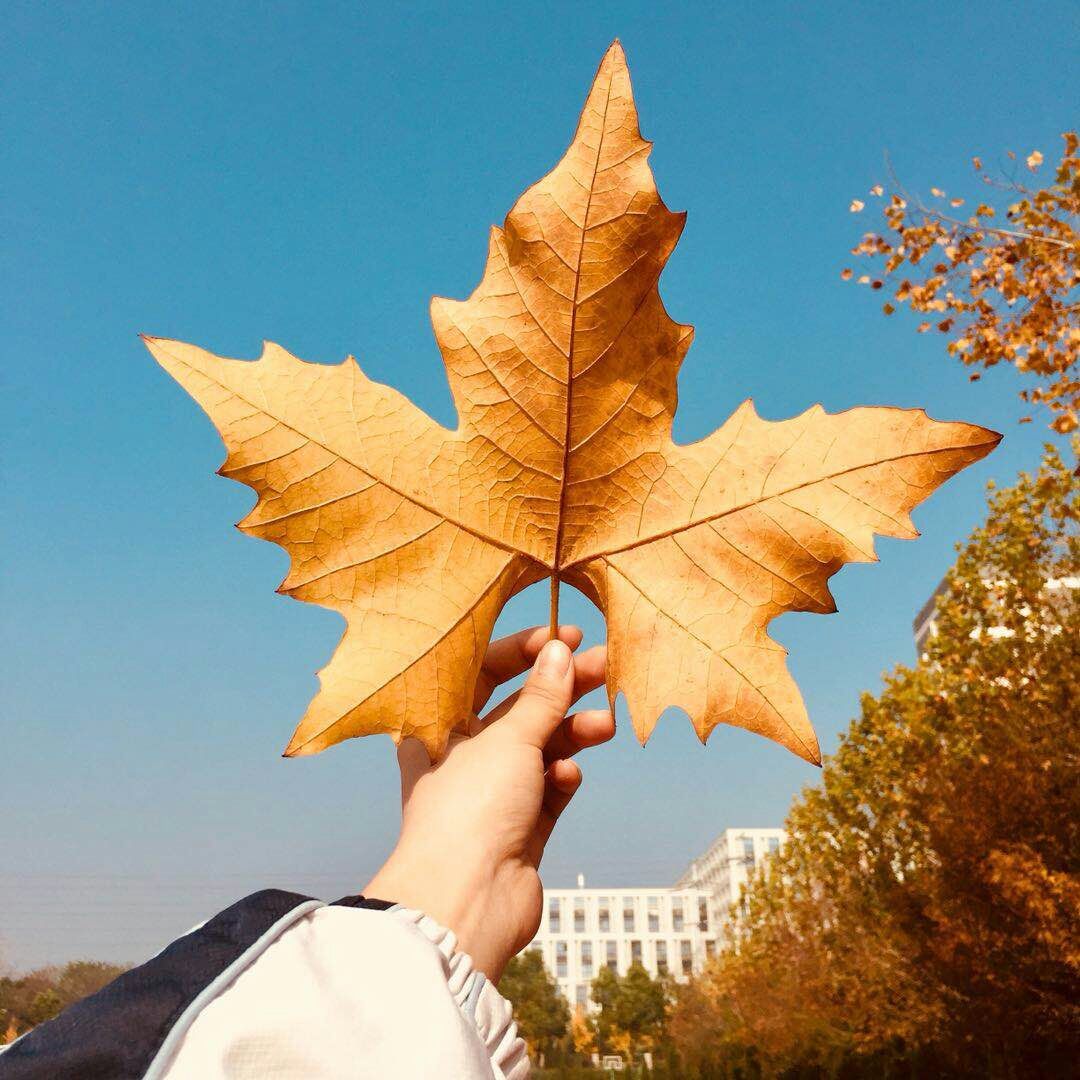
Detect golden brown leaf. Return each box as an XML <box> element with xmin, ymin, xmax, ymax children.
<box><xmin>145</xmin><ymin>42</ymin><xmax>999</xmax><ymax>764</ymax></box>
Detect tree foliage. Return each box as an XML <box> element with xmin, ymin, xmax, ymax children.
<box><xmin>570</xmin><ymin>1006</ymin><xmax>597</xmax><ymax>1057</ymax></box>
<box><xmin>587</xmin><ymin>961</ymin><xmax>669</xmax><ymax>1062</ymax></box>
<box><xmin>499</xmin><ymin>949</ymin><xmax>569</xmax><ymax>1059</ymax></box>
<box><xmin>846</xmin><ymin>133</ymin><xmax>1080</xmax><ymax>434</ymax></box>
<box><xmin>669</xmin><ymin>446</ymin><xmax>1079</xmax><ymax>1077</ymax></box>
<box><xmin>1</xmin><ymin>960</ymin><xmax>128</xmax><ymax>1042</ymax></box>
<box><xmin>612</xmin><ymin>963</ymin><xmax>669</xmax><ymax>1055</ymax></box>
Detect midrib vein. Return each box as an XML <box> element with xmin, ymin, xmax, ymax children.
<box><xmin>568</xmin><ymin>439</ymin><xmax>1001</xmax><ymax>569</ymax></box>
<box><xmin>552</xmin><ymin>72</ymin><xmax>613</xmax><ymax>573</ymax></box>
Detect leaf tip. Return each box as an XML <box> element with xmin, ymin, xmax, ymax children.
<box><xmin>596</xmin><ymin>39</ymin><xmax>630</xmax><ymax>83</ymax></box>
<box><xmin>731</xmin><ymin>398</ymin><xmax>759</xmax><ymax>421</ymax></box>
<box><xmin>629</xmin><ymin>706</ymin><xmax>654</xmax><ymax>747</ymax></box>
<box><xmin>283</xmin><ymin>734</ymin><xmax>316</xmax><ymax>758</ymax></box>
<box><xmin>948</xmin><ymin>421</ymin><xmax>1004</xmax><ymax>465</ymax></box>
<box><xmin>797</xmin><ymin>729</ymin><xmax>823</xmax><ymax>767</ymax></box>
<box><xmin>139</xmin><ymin>334</ymin><xmax>171</xmax><ymax>361</ymax></box>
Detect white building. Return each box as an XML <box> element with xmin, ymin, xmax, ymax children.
<box><xmin>674</xmin><ymin>827</ymin><xmax>786</xmax><ymax>911</ymax></box>
<box><xmin>914</xmin><ymin>573</ymin><xmax>1078</xmax><ymax>658</ymax></box>
<box><xmin>913</xmin><ymin>576</ymin><xmax>949</xmax><ymax>655</ymax></box>
<box><xmin>528</xmin><ymin>827</ymin><xmax>788</xmax><ymax>1005</ymax></box>
<box><xmin>527</xmin><ymin>875</ymin><xmax>721</xmax><ymax>1008</ymax></box>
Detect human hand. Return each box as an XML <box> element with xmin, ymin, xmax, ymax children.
<box><xmin>363</xmin><ymin>625</ymin><xmax>612</xmax><ymax>980</ymax></box>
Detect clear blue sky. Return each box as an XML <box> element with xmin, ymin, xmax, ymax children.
<box><xmin>2</xmin><ymin>0</ymin><xmax>1075</xmax><ymax>969</ymax></box>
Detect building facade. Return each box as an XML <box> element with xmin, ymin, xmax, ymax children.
<box><xmin>527</xmin><ymin>878</ymin><xmax>721</xmax><ymax>1008</ymax></box>
<box><xmin>674</xmin><ymin>827</ymin><xmax>786</xmax><ymax>911</ymax></box>
<box><xmin>913</xmin><ymin>575</ymin><xmax>949</xmax><ymax>655</ymax></box>
<box><xmin>528</xmin><ymin>827</ymin><xmax>788</xmax><ymax>1005</ymax></box>
<box><xmin>913</xmin><ymin>573</ymin><xmax>1078</xmax><ymax>657</ymax></box>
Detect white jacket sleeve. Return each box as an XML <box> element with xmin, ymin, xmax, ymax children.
<box><xmin>0</xmin><ymin>891</ymin><xmax>529</xmax><ymax>1080</ymax></box>
<box><xmin>159</xmin><ymin>905</ymin><xmax>529</xmax><ymax>1080</ymax></box>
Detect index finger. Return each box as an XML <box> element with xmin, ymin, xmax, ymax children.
<box><xmin>473</xmin><ymin>624</ymin><xmax>583</xmax><ymax>712</ymax></box>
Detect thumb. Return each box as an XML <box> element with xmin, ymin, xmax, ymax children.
<box><xmin>506</xmin><ymin>639</ymin><xmax>575</xmax><ymax>748</ymax></box>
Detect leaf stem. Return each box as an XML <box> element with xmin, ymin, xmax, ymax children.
<box><xmin>549</xmin><ymin>573</ymin><xmax>560</xmax><ymax>640</ymax></box>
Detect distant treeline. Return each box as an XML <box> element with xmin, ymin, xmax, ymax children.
<box><xmin>1</xmin><ymin>960</ymin><xmax>128</xmax><ymax>1043</ymax></box>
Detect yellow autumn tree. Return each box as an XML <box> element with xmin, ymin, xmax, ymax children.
<box><xmin>846</xmin><ymin>132</ymin><xmax>1079</xmax><ymax>434</ymax></box>
<box><xmin>570</xmin><ymin>1006</ymin><xmax>596</xmax><ymax>1058</ymax></box>
<box><xmin>669</xmin><ymin>446</ymin><xmax>1080</xmax><ymax>1077</ymax></box>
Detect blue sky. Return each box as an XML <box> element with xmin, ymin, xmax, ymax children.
<box><xmin>2</xmin><ymin>0</ymin><xmax>1075</xmax><ymax>969</ymax></box>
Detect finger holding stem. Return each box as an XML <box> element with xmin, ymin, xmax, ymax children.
<box><xmin>474</xmin><ymin>622</ymin><xmax>582</xmax><ymax>713</ymax></box>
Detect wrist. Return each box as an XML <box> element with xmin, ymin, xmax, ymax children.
<box><xmin>364</xmin><ymin>841</ymin><xmax>505</xmax><ymax>975</ymax></box>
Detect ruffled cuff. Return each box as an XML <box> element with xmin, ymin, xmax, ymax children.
<box><xmin>390</xmin><ymin>906</ymin><xmax>530</xmax><ymax>1080</ymax></box>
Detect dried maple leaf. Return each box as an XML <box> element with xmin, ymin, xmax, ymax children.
<box><xmin>144</xmin><ymin>42</ymin><xmax>1000</xmax><ymax>764</ymax></box>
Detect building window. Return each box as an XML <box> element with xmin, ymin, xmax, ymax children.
<box><xmin>681</xmin><ymin>939</ymin><xmax>692</xmax><ymax>975</ymax></box>
<box><xmin>742</xmin><ymin>837</ymin><xmax>755</xmax><ymax>866</ymax></box>
<box><xmin>631</xmin><ymin>940</ymin><xmax>642</xmax><ymax>965</ymax></box>
<box><xmin>698</xmin><ymin>898</ymin><xmax>709</xmax><ymax>931</ymax></box>
<box><xmin>576</xmin><ymin>983</ymin><xmax>588</xmax><ymax>1007</ymax></box>
<box><xmin>556</xmin><ymin>941</ymin><xmax>567</xmax><ymax>978</ymax></box>
<box><xmin>598</xmin><ymin>898</ymin><xmax>610</xmax><ymax>932</ymax></box>
<box><xmin>574</xmin><ymin>898</ymin><xmax>585</xmax><ymax>933</ymax></box>
<box><xmin>580</xmin><ymin>940</ymin><xmax>592</xmax><ymax>978</ymax></box>
<box><xmin>549</xmin><ymin>897</ymin><xmax>561</xmax><ymax>933</ymax></box>
<box><xmin>647</xmin><ymin>896</ymin><xmax>659</xmax><ymax>932</ymax></box>
<box><xmin>623</xmin><ymin>899</ymin><xmax>635</xmax><ymax>932</ymax></box>
<box><xmin>606</xmin><ymin>940</ymin><xmax>617</xmax><ymax>971</ymax></box>
<box><xmin>656</xmin><ymin>940</ymin><xmax>667</xmax><ymax>975</ymax></box>
<box><xmin>705</xmin><ymin>939</ymin><xmax>716</xmax><ymax>958</ymax></box>
<box><xmin>767</xmin><ymin>836</ymin><xmax>780</xmax><ymax>854</ymax></box>
<box><xmin>671</xmin><ymin>898</ymin><xmax>684</xmax><ymax>931</ymax></box>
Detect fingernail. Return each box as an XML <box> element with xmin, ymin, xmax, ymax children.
<box><xmin>537</xmin><ymin>639</ymin><xmax>572</xmax><ymax>677</ymax></box>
